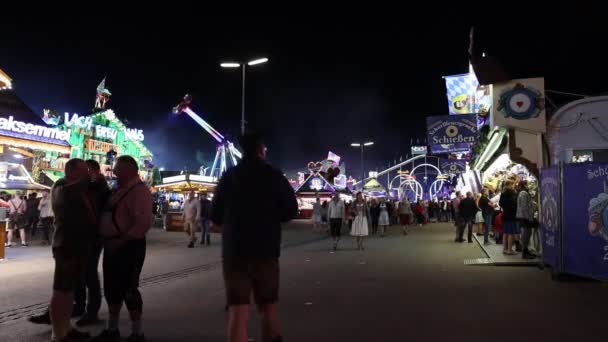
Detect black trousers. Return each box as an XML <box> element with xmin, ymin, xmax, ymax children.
<box><xmin>74</xmin><ymin>241</ymin><xmax>103</xmax><ymax>316</ymax></box>
<box><xmin>103</xmin><ymin>239</ymin><xmax>146</xmax><ymax>311</ymax></box>
<box><xmin>457</xmin><ymin>219</ymin><xmax>474</xmax><ymax>242</ymax></box>
<box><xmin>329</xmin><ymin>218</ymin><xmax>343</xmax><ymax>238</ymax></box>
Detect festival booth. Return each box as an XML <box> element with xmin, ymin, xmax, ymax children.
<box><xmin>0</xmin><ymin>71</ymin><xmax>154</xmax><ymax>185</ymax></box>
<box><xmin>295</xmin><ymin>173</ymin><xmax>335</xmax><ymax>219</ymax></box>
<box><xmin>540</xmin><ymin>163</ymin><xmax>608</xmax><ymax>281</ymax></box>
<box><xmin>0</xmin><ymin>70</ymin><xmax>72</xmax><ymax>185</ymax></box>
<box><xmin>362</xmin><ymin>178</ymin><xmax>387</xmax><ymax>198</ymax></box>
<box><xmin>153</xmin><ymin>173</ymin><xmax>217</xmax><ymax>232</ymax></box>
<box><xmin>42</xmin><ymin>108</ymin><xmax>154</xmax><ymax>184</ymax></box>
<box><xmin>546</xmin><ymin>96</ymin><xmax>608</xmax><ymax>165</ymax></box>
<box><xmin>469</xmin><ymin>78</ymin><xmax>546</xmax><ymax>198</ymax></box>
<box><xmin>0</xmin><ymin>162</ymin><xmax>50</xmax><ymax>260</ymax></box>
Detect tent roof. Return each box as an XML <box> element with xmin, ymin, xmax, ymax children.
<box><xmin>295</xmin><ymin>173</ymin><xmax>335</xmax><ymax>194</ymax></box>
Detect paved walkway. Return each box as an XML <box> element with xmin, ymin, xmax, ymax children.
<box><xmin>0</xmin><ymin>222</ymin><xmax>606</xmax><ymax>341</ymax></box>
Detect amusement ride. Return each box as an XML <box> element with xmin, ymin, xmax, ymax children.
<box><xmin>173</xmin><ymin>94</ymin><xmax>242</xmax><ymax>179</ymax></box>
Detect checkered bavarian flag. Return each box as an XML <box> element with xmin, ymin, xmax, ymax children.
<box><xmin>445</xmin><ymin>73</ymin><xmax>479</xmax><ymax>115</ymax></box>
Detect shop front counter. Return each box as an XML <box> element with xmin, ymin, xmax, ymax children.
<box><xmin>165</xmin><ymin>211</ymin><xmax>185</xmax><ymax>232</ymax></box>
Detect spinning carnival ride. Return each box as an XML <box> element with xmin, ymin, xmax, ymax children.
<box><xmin>173</xmin><ymin>95</ymin><xmax>242</xmax><ymax>179</ymax></box>
<box><xmin>355</xmin><ymin>155</ymin><xmax>452</xmax><ymax>201</ymax></box>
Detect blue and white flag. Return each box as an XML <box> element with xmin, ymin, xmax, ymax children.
<box><xmin>445</xmin><ymin>73</ymin><xmax>479</xmax><ymax>115</ymax></box>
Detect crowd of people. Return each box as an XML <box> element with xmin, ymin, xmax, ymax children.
<box><xmin>21</xmin><ymin>156</ymin><xmax>153</xmax><ymax>342</ymax></box>
<box><xmin>452</xmin><ymin>178</ymin><xmax>539</xmax><ymax>259</ymax></box>
<box><xmin>3</xmin><ymin>130</ymin><xmax>541</xmax><ymax>342</ymax></box>
<box><xmin>2</xmin><ymin>190</ymin><xmax>54</xmax><ymax>247</ymax></box>
<box><xmin>310</xmin><ymin>194</ymin><xmax>452</xmax><ymax>251</ymax></box>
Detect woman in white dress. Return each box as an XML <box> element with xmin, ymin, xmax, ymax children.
<box><xmin>350</xmin><ymin>192</ymin><xmax>370</xmax><ymax>250</ymax></box>
<box><xmin>378</xmin><ymin>198</ymin><xmax>391</xmax><ymax>237</ymax></box>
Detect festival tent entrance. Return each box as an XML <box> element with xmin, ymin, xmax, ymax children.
<box><xmin>362</xmin><ymin>178</ymin><xmax>387</xmax><ymax>197</ymax></box>
<box><xmin>295</xmin><ymin>173</ymin><xmax>335</xmax><ymax>219</ymax></box>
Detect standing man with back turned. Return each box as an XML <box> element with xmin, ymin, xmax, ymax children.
<box><xmin>211</xmin><ymin>133</ymin><xmax>298</xmax><ymax>342</ymax></box>
<box><xmin>49</xmin><ymin>158</ymin><xmax>96</xmax><ymax>342</ymax></box>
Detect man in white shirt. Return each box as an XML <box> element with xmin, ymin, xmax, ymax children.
<box><xmin>6</xmin><ymin>191</ymin><xmax>27</xmax><ymax>247</ymax></box>
<box><xmin>183</xmin><ymin>190</ymin><xmax>201</xmax><ymax>248</ymax></box>
<box><xmin>327</xmin><ymin>193</ymin><xmax>345</xmax><ymax>251</ymax></box>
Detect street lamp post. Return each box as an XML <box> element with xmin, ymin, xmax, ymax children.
<box><xmin>351</xmin><ymin>141</ymin><xmax>374</xmax><ymax>189</ymax></box>
<box><xmin>220</xmin><ymin>57</ymin><xmax>269</xmax><ymax>135</ymax></box>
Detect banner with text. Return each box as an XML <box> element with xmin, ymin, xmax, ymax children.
<box><xmin>427</xmin><ymin>114</ymin><xmax>478</xmax><ymax>146</ymax></box>
<box><xmin>430</xmin><ymin>143</ymin><xmax>471</xmax><ymax>155</ymax></box>
<box><xmin>562</xmin><ymin>163</ymin><xmax>608</xmax><ymax>280</ymax></box>
<box><xmin>540</xmin><ymin>166</ymin><xmax>561</xmax><ymax>270</ymax></box>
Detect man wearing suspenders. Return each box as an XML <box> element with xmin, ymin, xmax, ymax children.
<box><xmin>93</xmin><ymin>156</ymin><xmax>152</xmax><ymax>342</ymax></box>
<box><xmin>6</xmin><ymin>191</ymin><xmax>27</xmax><ymax>247</ymax></box>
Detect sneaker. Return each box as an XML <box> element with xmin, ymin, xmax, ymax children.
<box><xmin>5</xmin><ymin>243</ymin><xmax>12</xmax><ymax>248</ymax></box>
<box><xmin>28</xmin><ymin>311</ymin><xmax>51</xmax><ymax>325</ymax></box>
<box><xmin>483</xmin><ymin>241</ymin><xmax>491</xmax><ymax>246</ymax></box>
<box><xmin>503</xmin><ymin>250</ymin><xmax>516</xmax><ymax>255</ymax></box>
<box><xmin>21</xmin><ymin>243</ymin><xmax>29</xmax><ymax>247</ymax></box>
<box><xmin>127</xmin><ymin>333</ymin><xmax>146</xmax><ymax>342</ymax></box>
<box><xmin>187</xmin><ymin>241</ymin><xmax>194</xmax><ymax>248</ymax></box>
<box><xmin>91</xmin><ymin>329</ymin><xmax>121</xmax><ymax>342</ymax></box>
<box><xmin>67</xmin><ymin>328</ymin><xmax>91</xmax><ymax>341</ymax></box>
<box><xmin>76</xmin><ymin>314</ymin><xmax>100</xmax><ymax>327</ymax></box>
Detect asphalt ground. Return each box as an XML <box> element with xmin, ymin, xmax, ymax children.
<box><xmin>0</xmin><ymin>221</ymin><xmax>605</xmax><ymax>341</ymax></box>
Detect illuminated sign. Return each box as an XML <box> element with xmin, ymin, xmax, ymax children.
<box><xmin>64</xmin><ymin>113</ymin><xmax>93</xmax><ymax>130</ymax></box>
<box><xmin>310</xmin><ymin>177</ymin><xmax>324</xmax><ymax>191</ymax></box>
<box><xmin>96</xmin><ymin>125</ymin><xmax>118</xmax><ymax>140</ymax></box>
<box><xmin>411</xmin><ymin>146</ymin><xmax>427</xmax><ymax>155</ymax></box>
<box><xmin>63</xmin><ymin>112</ymin><xmax>145</xmax><ymax>142</ymax></box>
<box><xmin>0</xmin><ymin>116</ymin><xmax>71</xmax><ymax>141</ymax></box>
<box><xmin>124</xmin><ymin>128</ymin><xmax>145</xmax><ymax>141</ymax></box>
<box><xmin>189</xmin><ymin>175</ymin><xmax>217</xmax><ymax>183</ymax></box>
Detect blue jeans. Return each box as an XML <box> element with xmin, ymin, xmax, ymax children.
<box><xmin>201</xmin><ymin>218</ymin><xmax>211</xmax><ymax>244</ymax></box>
<box><xmin>483</xmin><ymin>213</ymin><xmax>493</xmax><ymax>243</ymax></box>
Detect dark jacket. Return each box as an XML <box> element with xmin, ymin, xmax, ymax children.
<box><xmin>200</xmin><ymin>198</ymin><xmax>212</xmax><ymax>218</ymax></box>
<box><xmin>478</xmin><ymin>195</ymin><xmax>493</xmax><ymax>216</ymax></box>
<box><xmin>51</xmin><ymin>178</ymin><xmax>97</xmax><ymax>256</ymax></box>
<box><xmin>499</xmin><ymin>188</ymin><xmax>518</xmax><ymax>221</ymax></box>
<box><xmin>370</xmin><ymin>204</ymin><xmax>380</xmax><ymax>223</ymax></box>
<box><xmin>459</xmin><ymin>197</ymin><xmax>478</xmax><ymax>220</ymax></box>
<box><xmin>89</xmin><ymin>175</ymin><xmax>110</xmax><ymax>218</ymax></box>
<box><xmin>211</xmin><ymin>158</ymin><xmax>298</xmax><ymax>258</ymax></box>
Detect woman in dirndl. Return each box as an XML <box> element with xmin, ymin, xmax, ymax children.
<box><xmin>378</xmin><ymin>198</ymin><xmax>391</xmax><ymax>237</ymax></box>
<box><xmin>350</xmin><ymin>192</ymin><xmax>369</xmax><ymax>250</ymax></box>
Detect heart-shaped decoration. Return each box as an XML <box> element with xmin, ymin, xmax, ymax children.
<box><xmin>516</xmin><ymin>101</ymin><xmax>524</xmax><ymax>107</ymax></box>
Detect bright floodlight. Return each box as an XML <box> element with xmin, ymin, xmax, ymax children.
<box><xmin>247</xmin><ymin>58</ymin><xmax>269</xmax><ymax>66</ymax></box>
<box><xmin>351</xmin><ymin>143</ymin><xmax>361</xmax><ymax>147</ymax></box>
<box><xmin>220</xmin><ymin>63</ymin><xmax>241</xmax><ymax>68</ymax></box>
<box><xmin>364</xmin><ymin>142</ymin><xmax>374</xmax><ymax>146</ymax></box>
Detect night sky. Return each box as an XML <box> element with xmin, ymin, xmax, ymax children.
<box><xmin>3</xmin><ymin>10</ymin><xmax>606</xmax><ymax>175</ymax></box>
